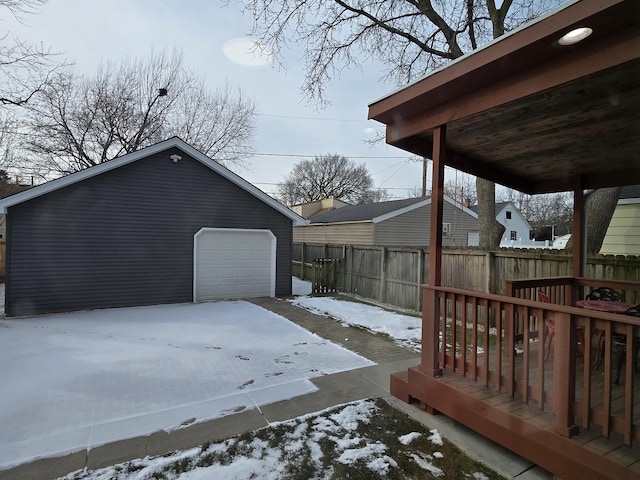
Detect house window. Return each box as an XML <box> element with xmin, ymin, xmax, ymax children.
<box><xmin>442</xmin><ymin>222</ymin><xmax>451</xmax><ymax>236</ymax></box>
<box><xmin>510</xmin><ymin>230</ymin><xmax>517</xmax><ymax>241</ymax></box>
<box><xmin>506</xmin><ymin>211</ymin><xmax>512</xmax><ymax>220</ymax></box>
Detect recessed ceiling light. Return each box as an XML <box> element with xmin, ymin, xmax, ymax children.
<box><xmin>559</xmin><ymin>27</ymin><xmax>593</xmax><ymax>46</ymax></box>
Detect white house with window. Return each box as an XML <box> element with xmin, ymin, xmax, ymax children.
<box><xmin>468</xmin><ymin>201</ymin><xmax>533</xmax><ymax>248</ymax></box>
<box><xmin>495</xmin><ymin>201</ymin><xmax>533</xmax><ymax>247</ymax></box>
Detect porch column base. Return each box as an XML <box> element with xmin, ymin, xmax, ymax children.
<box><xmin>417</xmin><ymin>364</ymin><xmax>443</xmax><ymax>377</ymax></box>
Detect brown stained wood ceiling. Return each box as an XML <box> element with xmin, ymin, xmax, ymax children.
<box><xmin>370</xmin><ymin>0</ymin><xmax>640</xmax><ymax>194</ymax></box>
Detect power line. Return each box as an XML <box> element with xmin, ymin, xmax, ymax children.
<box><xmin>370</xmin><ymin>159</ymin><xmax>411</xmax><ymax>175</ymax></box>
<box><xmin>244</xmin><ymin>151</ymin><xmax>408</xmax><ymax>159</ymax></box>
<box><xmin>256</xmin><ymin>112</ymin><xmax>370</xmax><ymax>123</ymax></box>
<box><xmin>377</xmin><ymin>159</ymin><xmax>412</xmax><ymax>187</ymax></box>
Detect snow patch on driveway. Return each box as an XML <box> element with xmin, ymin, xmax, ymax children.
<box><xmin>0</xmin><ymin>300</ymin><xmax>373</xmax><ymax>469</ymax></box>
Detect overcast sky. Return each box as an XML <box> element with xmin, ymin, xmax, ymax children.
<box><xmin>5</xmin><ymin>0</ymin><xmax>439</xmax><ymax>199</ymax></box>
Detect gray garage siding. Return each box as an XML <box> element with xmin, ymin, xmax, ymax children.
<box><xmin>6</xmin><ymin>147</ymin><xmax>292</xmax><ymax>316</ymax></box>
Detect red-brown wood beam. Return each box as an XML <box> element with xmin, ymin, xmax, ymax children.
<box><xmin>420</xmin><ymin>125</ymin><xmax>446</xmax><ymax>377</ymax></box>
<box><xmin>429</xmin><ymin>126</ymin><xmax>445</xmax><ymax>287</ymax></box>
<box><xmin>551</xmin><ymin>310</ymin><xmax>578</xmax><ymax>437</ymax></box>
<box><xmin>389</xmin><ymin>135</ymin><xmax>535</xmax><ymax>194</ymax></box>
<box><xmin>572</xmin><ymin>185</ymin><xmax>585</xmax><ymax>278</ymax></box>
<box><xmin>385</xmin><ymin>27</ymin><xmax>639</xmax><ymax>145</ymax></box>
<box><xmin>369</xmin><ymin>0</ymin><xmax>630</xmax><ymax>123</ymax></box>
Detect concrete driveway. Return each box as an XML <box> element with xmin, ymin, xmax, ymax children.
<box><xmin>0</xmin><ymin>300</ymin><xmax>373</xmax><ymax>470</ymax></box>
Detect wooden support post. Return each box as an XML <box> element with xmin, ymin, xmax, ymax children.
<box><xmin>416</xmin><ymin>248</ymin><xmax>424</xmax><ymax>312</ymax></box>
<box><xmin>380</xmin><ymin>247</ymin><xmax>387</xmax><ymax>304</ymax></box>
<box><xmin>420</xmin><ymin>287</ymin><xmax>442</xmax><ymax>377</ymax></box>
<box><xmin>421</xmin><ymin>124</ymin><xmax>446</xmax><ymax>377</ymax></box>
<box><xmin>572</xmin><ymin>185</ymin><xmax>585</xmax><ymax>301</ymax></box>
<box><xmin>300</xmin><ymin>243</ymin><xmax>306</xmax><ymax>280</ymax></box>
<box><xmin>551</xmin><ymin>310</ymin><xmax>578</xmax><ymax>437</ymax></box>
<box><xmin>428</xmin><ymin>126</ymin><xmax>445</xmax><ymax>287</ymax></box>
<box><xmin>572</xmin><ymin>185</ymin><xmax>585</xmax><ymax>278</ymax></box>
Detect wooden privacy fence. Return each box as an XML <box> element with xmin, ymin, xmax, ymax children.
<box><xmin>292</xmin><ymin>242</ymin><xmax>640</xmax><ymax>311</ymax></box>
<box><xmin>312</xmin><ymin>258</ymin><xmax>341</xmax><ymax>293</ymax></box>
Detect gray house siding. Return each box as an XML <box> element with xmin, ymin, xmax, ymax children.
<box><xmin>374</xmin><ymin>203</ymin><xmax>478</xmax><ymax>246</ymax></box>
<box><xmin>6</xmin><ymin>147</ymin><xmax>292</xmax><ymax>316</ymax></box>
<box><xmin>293</xmin><ymin>222</ymin><xmax>374</xmax><ymax>245</ymax></box>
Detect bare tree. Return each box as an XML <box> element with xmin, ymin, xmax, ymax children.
<box><xmin>497</xmin><ymin>187</ymin><xmax>533</xmax><ymax>217</ymax></box>
<box><xmin>498</xmin><ymin>188</ymin><xmax>573</xmax><ymax>239</ymax></box>
<box><xmin>278</xmin><ymin>154</ymin><xmax>387</xmax><ymax>206</ymax></box>
<box><xmin>21</xmin><ymin>49</ymin><xmax>255</xmax><ymax>177</ymax></box>
<box><xmin>0</xmin><ymin>0</ymin><xmax>61</xmax><ymax>107</ymax></box>
<box><xmin>234</xmin><ymin>0</ymin><xmax>564</xmax><ymax>248</ymax></box>
<box><xmin>406</xmin><ymin>185</ymin><xmax>426</xmax><ymax>198</ymax></box>
<box><xmin>529</xmin><ymin>193</ymin><xmax>573</xmax><ymax>238</ymax></box>
<box><xmin>445</xmin><ymin>173</ymin><xmax>477</xmax><ymax>207</ymax></box>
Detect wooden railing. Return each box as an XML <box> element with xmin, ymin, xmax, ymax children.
<box><xmin>506</xmin><ymin>276</ymin><xmax>640</xmax><ymax>306</ymax></box>
<box><xmin>424</xmin><ymin>281</ymin><xmax>640</xmax><ymax>445</ymax></box>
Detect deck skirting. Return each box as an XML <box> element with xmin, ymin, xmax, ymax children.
<box><xmin>391</xmin><ymin>367</ymin><xmax>639</xmax><ymax>480</ymax></box>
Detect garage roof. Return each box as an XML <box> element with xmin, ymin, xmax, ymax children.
<box><xmin>0</xmin><ymin>137</ymin><xmax>306</xmax><ymax>225</ymax></box>
<box><xmin>368</xmin><ymin>0</ymin><xmax>640</xmax><ymax>194</ymax></box>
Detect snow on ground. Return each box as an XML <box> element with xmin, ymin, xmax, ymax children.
<box><xmin>291</xmin><ymin>277</ymin><xmax>312</xmax><ymax>296</ymax></box>
<box><xmin>60</xmin><ymin>398</ymin><xmax>494</xmax><ymax>480</ymax></box>
<box><xmin>59</xmin><ymin>400</ymin><xmax>423</xmax><ymax>480</ymax></box>
<box><xmin>60</xmin><ymin>400</ymin><xmax>383</xmax><ymax>480</ymax></box>
<box><xmin>0</xmin><ymin>300</ymin><xmax>373</xmax><ymax>469</ymax></box>
<box><xmin>290</xmin><ymin>295</ymin><xmax>422</xmax><ymax>351</ymax></box>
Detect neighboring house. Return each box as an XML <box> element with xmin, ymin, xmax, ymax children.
<box><xmin>292</xmin><ymin>198</ymin><xmax>350</xmax><ymax>219</ymax></box>
<box><xmin>600</xmin><ymin>185</ymin><xmax>640</xmax><ymax>255</ymax></box>
<box><xmin>469</xmin><ymin>201</ymin><xmax>533</xmax><ymax>248</ymax></box>
<box><xmin>0</xmin><ymin>137</ymin><xmax>305</xmax><ymax>316</ymax></box>
<box><xmin>293</xmin><ymin>196</ymin><xmax>479</xmax><ymax>246</ymax></box>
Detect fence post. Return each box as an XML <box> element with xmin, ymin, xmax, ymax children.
<box><xmin>300</xmin><ymin>243</ymin><xmax>306</xmax><ymax>280</ymax></box>
<box><xmin>485</xmin><ymin>251</ymin><xmax>496</xmax><ymax>294</ymax></box>
<box><xmin>347</xmin><ymin>245</ymin><xmax>353</xmax><ymax>293</ymax></box>
<box><xmin>342</xmin><ymin>245</ymin><xmax>346</xmax><ymax>291</ymax></box>
<box><xmin>380</xmin><ymin>246</ymin><xmax>387</xmax><ymax>303</ymax></box>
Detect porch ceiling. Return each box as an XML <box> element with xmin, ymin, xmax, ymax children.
<box><xmin>368</xmin><ymin>0</ymin><xmax>640</xmax><ymax>195</ymax></box>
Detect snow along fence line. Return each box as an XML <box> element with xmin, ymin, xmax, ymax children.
<box><xmin>292</xmin><ymin>242</ymin><xmax>640</xmax><ymax>311</ymax></box>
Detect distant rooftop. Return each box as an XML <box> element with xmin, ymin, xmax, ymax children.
<box><xmin>468</xmin><ymin>201</ymin><xmax>513</xmax><ymax>216</ymax></box>
<box><xmin>309</xmin><ymin>197</ymin><xmax>428</xmax><ymax>223</ymax></box>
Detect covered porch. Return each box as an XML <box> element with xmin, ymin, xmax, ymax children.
<box><xmin>368</xmin><ymin>1</ymin><xmax>640</xmax><ymax>478</ymax></box>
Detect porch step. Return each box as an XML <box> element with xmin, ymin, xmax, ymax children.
<box><xmin>390</xmin><ymin>370</ymin><xmax>410</xmax><ymax>403</ymax></box>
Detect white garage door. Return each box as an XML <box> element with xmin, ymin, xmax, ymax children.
<box><xmin>194</xmin><ymin>228</ymin><xmax>276</xmax><ymax>302</ymax></box>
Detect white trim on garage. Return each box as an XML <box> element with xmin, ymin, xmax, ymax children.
<box><xmin>193</xmin><ymin>227</ymin><xmax>277</xmax><ymax>302</ymax></box>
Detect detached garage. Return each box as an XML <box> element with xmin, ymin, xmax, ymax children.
<box><xmin>0</xmin><ymin>137</ymin><xmax>305</xmax><ymax>316</ymax></box>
